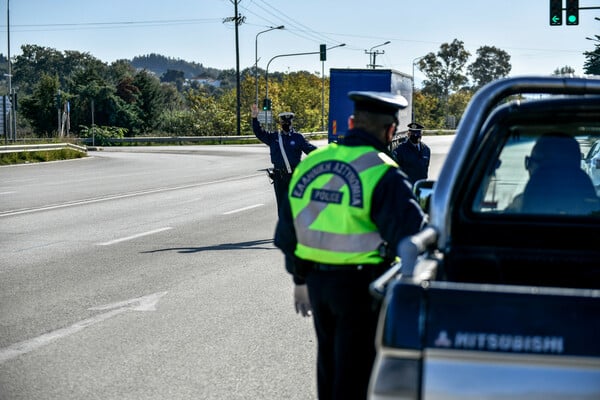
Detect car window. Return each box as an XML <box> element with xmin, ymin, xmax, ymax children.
<box><xmin>586</xmin><ymin>142</ymin><xmax>600</xmax><ymax>159</ymax></box>
<box><xmin>473</xmin><ymin>133</ymin><xmax>600</xmax><ymax>216</ymax></box>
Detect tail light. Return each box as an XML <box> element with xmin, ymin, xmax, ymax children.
<box><xmin>369</xmin><ymin>356</ymin><xmax>420</xmax><ymax>399</ymax></box>
<box><xmin>369</xmin><ymin>281</ymin><xmax>426</xmax><ymax>399</ymax></box>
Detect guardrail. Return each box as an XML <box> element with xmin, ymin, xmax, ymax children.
<box><xmin>0</xmin><ymin>143</ymin><xmax>88</xmax><ymax>154</ymax></box>
<box><xmin>1</xmin><ymin>130</ymin><xmax>450</xmax><ymax>152</ymax></box>
<box><xmin>80</xmin><ymin>132</ymin><xmax>326</xmax><ymax>146</ymax></box>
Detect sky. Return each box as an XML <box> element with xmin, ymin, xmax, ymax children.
<box><xmin>3</xmin><ymin>0</ymin><xmax>600</xmax><ymax>86</ymax></box>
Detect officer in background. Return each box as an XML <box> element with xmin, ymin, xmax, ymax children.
<box><xmin>274</xmin><ymin>92</ymin><xmax>426</xmax><ymax>399</ymax></box>
<box><xmin>393</xmin><ymin>122</ymin><xmax>431</xmax><ymax>185</ymax></box>
<box><xmin>251</xmin><ymin>104</ymin><xmax>317</xmax><ymax>216</ymax></box>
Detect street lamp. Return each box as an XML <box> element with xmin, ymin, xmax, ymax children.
<box><xmin>265</xmin><ymin>45</ymin><xmax>345</xmax><ymax>130</ymax></box>
<box><xmin>365</xmin><ymin>41</ymin><xmax>390</xmax><ymax>69</ymax></box>
<box><xmin>255</xmin><ymin>25</ymin><xmax>284</xmax><ymax>105</ymax></box>
<box><xmin>411</xmin><ymin>55</ymin><xmax>427</xmax><ymax>122</ymax></box>
<box><xmin>322</xmin><ymin>44</ymin><xmax>346</xmax><ymax>131</ymax></box>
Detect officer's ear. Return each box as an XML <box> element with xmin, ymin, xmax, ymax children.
<box><xmin>348</xmin><ymin>115</ymin><xmax>355</xmax><ymax>130</ymax></box>
<box><xmin>385</xmin><ymin>123</ymin><xmax>396</xmax><ymax>144</ymax></box>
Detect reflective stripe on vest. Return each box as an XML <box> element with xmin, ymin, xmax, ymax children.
<box><xmin>289</xmin><ymin>144</ymin><xmax>397</xmax><ymax>264</ymax></box>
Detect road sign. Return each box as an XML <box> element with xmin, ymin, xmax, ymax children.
<box><xmin>257</xmin><ymin>110</ymin><xmax>272</xmax><ymax>125</ymax></box>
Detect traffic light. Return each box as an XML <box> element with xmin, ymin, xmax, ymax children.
<box><xmin>320</xmin><ymin>44</ymin><xmax>327</xmax><ymax>62</ymax></box>
<box><xmin>566</xmin><ymin>0</ymin><xmax>578</xmax><ymax>25</ymax></box>
<box><xmin>262</xmin><ymin>98</ymin><xmax>271</xmax><ymax>111</ymax></box>
<box><xmin>549</xmin><ymin>0</ymin><xmax>562</xmax><ymax>26</ymax></box>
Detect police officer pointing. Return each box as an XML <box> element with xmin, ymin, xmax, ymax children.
<box><xmin>274</xmin><ymin>92</ymin><xmax>426</xmax><ymax>399</ymax></box>
<box><xmin>251</xmin><ymin>104</ymin><xmax>316</xmax><ymax>216</ymax></box>
<box><xmin>393</xmin><ymin>122</ymin><xmax>431</xmax><ymax>185</ymax></box>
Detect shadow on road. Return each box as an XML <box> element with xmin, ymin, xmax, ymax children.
<box><xmin>141</xmin><ymin>238</ymin><xmax>276</xmax><ymax>254</ymax></box>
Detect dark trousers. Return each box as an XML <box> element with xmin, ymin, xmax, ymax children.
<box><xmin>305</xmin><ymin>268</ymin><xmax>383</xmax><ymax>400</ymax></box>
<box><xmin>272</xmin><ymin>171</ymin><xmax>291</xmax><ymax>217</ymax></box>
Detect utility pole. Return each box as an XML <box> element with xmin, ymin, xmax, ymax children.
<box><xmin>6</xmin><ymin>0</ymin><xmax>14</xmax><ymax>142</ymax></box>
<box><xmin>223</xmin><ymin>1</ymin><xmax>245</xmax><ymax>136</ymax></box>
<box><xmin>365</xmin><ymin>41</ymin><xmax>390</xmax><ymax>69</ymax></box>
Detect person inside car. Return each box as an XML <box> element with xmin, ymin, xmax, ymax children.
<box><xmin>507</xmin><ymin>132</ymin><xmax>599</xmax><ymax>214</ymax></box>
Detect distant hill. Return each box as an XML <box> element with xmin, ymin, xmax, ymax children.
<box><xmin>130</xmin><ymin>53</ymin><xmax>221</xmax><ymax>79</ymax></box>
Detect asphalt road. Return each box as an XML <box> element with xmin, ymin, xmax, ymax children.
<box><xmin>0</xmin><ymin>136</ymin><xmax>453</xmax><ymax>399</ymax></box>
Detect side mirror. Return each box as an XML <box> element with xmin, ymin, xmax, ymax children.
<box><xmin>413</xmin><ymin>179</ymin><xmax>434</xmax><ymax>212</ymax></box>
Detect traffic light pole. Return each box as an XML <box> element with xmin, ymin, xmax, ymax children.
<box><xmin>264</xmin><ymin>44</ymin><xmax>345</xmax><ymax>131</ymax></box>
<box><xmin>264</xmin><ymin>50</ymin><xmax>320</xmax><ymax>130</ymax></box>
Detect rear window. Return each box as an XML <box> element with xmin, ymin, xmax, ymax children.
<box><xmin>472</xmin><ymin>132</ymin><xmax>600</xmax><ymax>217</ymax></box>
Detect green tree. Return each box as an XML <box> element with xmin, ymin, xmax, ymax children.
<box><xmin>413</xmin><ymin>91</ymin><xmax>444</xmax><ymax>129</ymax></box>
<box><xmin>280</xmin><ymin>71</ymin><xmax>324</xmax><ymax>132</ymax></box>
<box><xmin>447</xmin><ymin>89</ymin><xmax>473</xmax><ymax>128</ymax></box>
<box><xmin>109</xmin><ymin>59</ymin><xmax>137</xmax><ymax>83</ymax></box>
<box><xmin>19</xmin><ymin>73</ymin><xmax>60</xmax><ymax>136</ymax></box>
<box><xmin>583</xmin><ymin>37</ymin><xmax>600</xmax><ymax>75</ymax></box>
<box><xmin>186</xmin><ymin>87</ymin><xmax>235</xmax><ymax>135</ymax></box>
<box><xmin>132</xmin><ymin>70</ymin><xmax>165</xmax><ymax>133</ymax></box>
<box><xmin>0</xmin><ymin>53</ymin><xmax>8</xmax><ymax>93</ymax></box>
<box><xmin>12</xmin><ymin>45</ymin><xmax>64</xmax><ymax>94</ymax></box>
<box><xmin>418</xmin><ymin>39</ymin><xmax>470</xmax><ymax>99</ymax></box>
<box><xmin>468</xmin><ymin>46</ymin><xmax>511</xmax><ymax>90</ymax></box>
<box><xmin>68</xmin><ymin>61</ymin><xmax>122</xmax><ymax>133</ymax></box>
<box><xmin>553</xmin><ymin>65</ymin><xmax>575</xmax><ymax>75</ymax></box>
<box><xmin>161</xmin><ymin>69</ymin><xmax>185</xmax><ymax>92</ymax></box>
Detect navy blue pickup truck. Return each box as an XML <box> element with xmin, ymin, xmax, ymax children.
<box><xmin>368</xmin><ymin>76</ymin><xmax>600</xmax><ymax>400</ymax></box>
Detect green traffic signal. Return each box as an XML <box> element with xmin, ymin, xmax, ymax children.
<box><xmin>566</xmin><ymin>0</ymin><xmax>579</xmax><ymax>25</ymax></box>
<box><xmin>262</xmin><ymin>98</ymin><xmax>271</xmax><ymax>111</ymax></box>
<box><xmin>549</xmin><ymin>0</ymin><xmax>562</xmax><ymax>26</ymax></box>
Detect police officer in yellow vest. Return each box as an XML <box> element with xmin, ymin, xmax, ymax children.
<box><xmin>274</xmin><ymin>91</ymin><xmax>426</xmax><ymax>399</ymax></box>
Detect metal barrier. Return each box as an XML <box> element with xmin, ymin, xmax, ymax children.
<box><xmin>0</xmin><ymin>143</ymin><xmax>88</xmax><ymax>154</ymax></box>
<box><xmin>79</xmin><ymin>132</ymin><xmax>326</xmax><ymax>146</ymax></box>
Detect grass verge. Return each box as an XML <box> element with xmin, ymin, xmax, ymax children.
<box><xmin>0</xmin><ymin>149</ymin><xmax>86</xmax><ymax>166</ymax></box>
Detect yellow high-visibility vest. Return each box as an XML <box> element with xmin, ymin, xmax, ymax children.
<box><xmin>289</xmin><ymin>143</ymin><xmax>397</xmax><ymax>265</ymax></box>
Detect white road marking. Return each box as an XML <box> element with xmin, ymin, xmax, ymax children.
<box><xmin>97</xmin><ymin>227</ymin><xmax>173</xmax><ymax>246</ymax></box>
<box><xmin>0</xmin><ymin>174</ymin><xmax>263</xmax><ymax>218</ymax></box>
<box><xmin>0</xmin><ymin>291</ymin><xmax>167</xmax><ymax>364</ymax></box>
<box><xmin>222</xmin><ymin>203</ymin><xmax>264</xmax><ymax>215</ymax></box>
<box><xmin>0</xmin><ymin>191</ymin><xmax>16</xmax><ymax>195</ymax></box>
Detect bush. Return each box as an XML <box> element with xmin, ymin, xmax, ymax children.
<box><xmin>79</xmin><ymin>125</ymin><xmax>127</xmax><ymax>146</ymax></box>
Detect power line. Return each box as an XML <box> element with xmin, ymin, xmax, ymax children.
<box><xmin>242</xmin><ymin>0</ymin><xmax>343</xmax><ymax>47</ymax></box>
<box><xmin>0</xmin><ymin>18</ymin><xmax>223</xmax><ymax>32</ymax></box>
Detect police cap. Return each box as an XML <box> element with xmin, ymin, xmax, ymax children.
<box><xmin>348</xmin><ymin>91</ymin><xmax>408</xmax><ymax>118</ymax></box>
<box><xmin>407</xmin><ymin>122</ymin><xmax>424</xmax><ymax>136</ymax></box>
<box><xmin>278</xmin><ymin>112</ymin><xmax>295</xmax><ymax>122</ymax></box>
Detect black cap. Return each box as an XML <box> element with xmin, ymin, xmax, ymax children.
<box><xmin>278</xmin><ymin>112</ymin><xmax>295</xmax><ymax>122</ymax></box>
<box><xmin>408</xmin><ymin>122</ymin><xmax>424</xmax><ymax>135</ymax></box>
<box><xmin>348</xmin><ymin>91</ymin><xmax>408</xmax><ymax>117</ymax></box>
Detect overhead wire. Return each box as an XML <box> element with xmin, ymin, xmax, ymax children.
<box><xmin>0</xmin><ymin>18</ymin><xmax>224</xmax><ymax>33</ymax></box>
<box><xmin>241</xmin><ymin>0</ymin><xmax>344</xmax><ymax>47</ymax></box>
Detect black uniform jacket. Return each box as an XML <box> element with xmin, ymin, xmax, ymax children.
<box><xmin>252</xmin><ymin>118</ymin><xmax>316</xmax><ymax>170</ymax></box>
<box><xmin>393</xmin><ymin>138</ymin><xmax>431</xmax><ymax>184</ymax></box>
<box><xmin>274</xmin><ymin>129</ymin><xmax>427</xmax><ymax>284</ymax></box>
